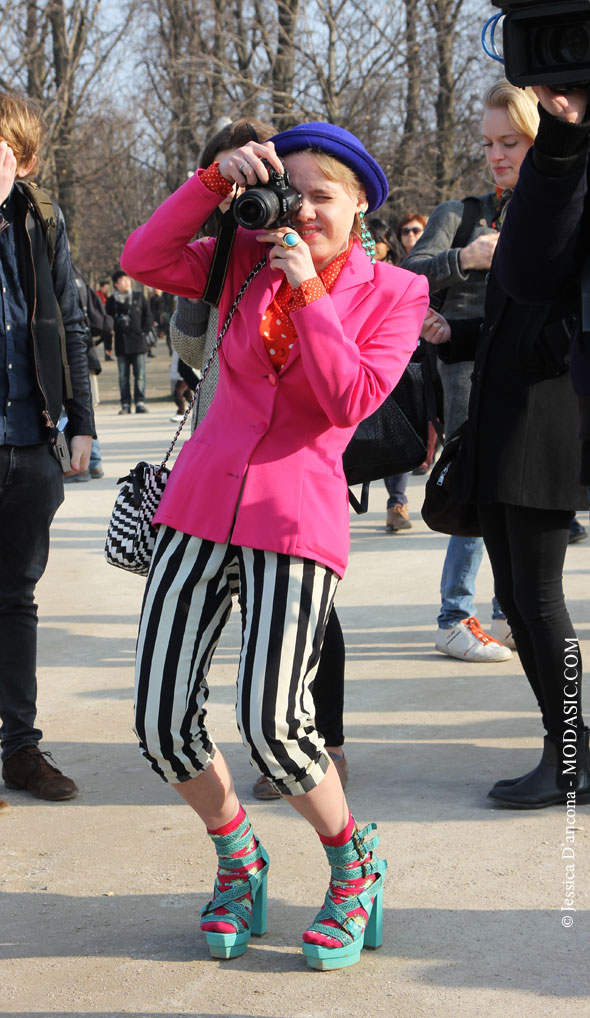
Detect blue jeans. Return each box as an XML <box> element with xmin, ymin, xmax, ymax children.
<box><xmin>89</xmin><ymin>437</ymin><xmax>102</xmax><ymax>471</ymax></box>
<box><xmin>0</xmin><ymin>444</ymin><xmax>64</xmax><ymax>758</ymax></box>
<box><xmin>438</xmin><ymin>535</ymin><xmax>503</xmax><ymax>628</ymax></box>
<box><xmin>384</xmin><ymin>472</ymin><xmax>408</xmax><ymax>507</ymax></box>
<box><xmin>437</xmin><ymin>361</ymin><xmax>503</xmax><ymax>628</ymax></box>
<box><xmin>117</xmin><ymin>353</ymin><xmax>146</xmax><ymax>407</ymax></box>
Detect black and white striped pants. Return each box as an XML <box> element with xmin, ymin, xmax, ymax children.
<box><xmin>134</xmin><ymin>526</ymin><xmax>339</xmax><ymax>795</ymax></box>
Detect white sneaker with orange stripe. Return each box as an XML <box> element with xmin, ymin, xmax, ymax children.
<box><xmin>435</xmin><ymin>616</ymin><xmax>513</xmax><ymax>662</ymax></box>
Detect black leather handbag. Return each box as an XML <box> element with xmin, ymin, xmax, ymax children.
<box><xmin>421</xmin><ymin>423</ymin><xmax>481</xmax><ymax>537</ymax></box>
<box><xmin>342</xmin><ymin>362</ymin><xmax>429</xmax><ymax>513</ymax></box>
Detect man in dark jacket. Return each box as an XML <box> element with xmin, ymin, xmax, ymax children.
<box><xmin>106</xmin><ymin>270</ymin><xmax>151</xmax><ymax>413</ymax></box>
<box><xmin>0</xmin><ymin>92</ymin><xmax>94</xmax><ymax>808</ymax></box>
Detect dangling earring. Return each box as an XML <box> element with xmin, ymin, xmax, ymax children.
<box><xmin>359</xmin><ymin>210</ymin><xmax>376</xmax><ymax>264</ymax></box>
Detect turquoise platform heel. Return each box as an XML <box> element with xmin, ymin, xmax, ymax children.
<box><xmin>302</xmin><ymin>821</ymin><xmax>387</xmax><ymax>971</ymax></box>
<box><xmin>200</xmin><ymin>812</ymin><xmax>269</xmax><ymax>960</ymax></box>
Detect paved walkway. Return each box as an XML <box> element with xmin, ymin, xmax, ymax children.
<box><xmin>1</xmin><ymin>348</ymin><xmax>589</xmax><ymax>1017</ymax></box>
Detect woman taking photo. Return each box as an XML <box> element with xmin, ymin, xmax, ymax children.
<box><xmin>122</xmin><ymin>122</ymin><xmax>428</xmax><ymax>969</ymax></box>
<box><xmin>423</xmin><ymin>80</ymin><xmax>589</xmax><ymax>809</ymax></box>
<box><xmin>169</xmin><ymin>117</ymin><xmax>349</xmax><ymax>801</ymax></box>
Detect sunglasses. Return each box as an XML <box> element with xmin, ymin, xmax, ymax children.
<box><xmin>401</xmin><ymin>226</ymin><xmax>423</xmax><ymax>236</ymax></box>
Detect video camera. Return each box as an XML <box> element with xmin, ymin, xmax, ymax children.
<box><xmin>492</xmin><ymin>0</ymin><xmax>590</xmax><ymax>86</ymax></box>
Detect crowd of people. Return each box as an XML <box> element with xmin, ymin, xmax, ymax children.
<box><xmin>0</xmin><ymin>74</ymin><xmax>589</xmax><ymax>973</ymax></box>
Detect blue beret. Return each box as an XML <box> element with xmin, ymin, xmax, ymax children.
<box><xmin>271</xmin><ymin>122</ymin><xmax>389</xmax><ymax>213</ymax></box>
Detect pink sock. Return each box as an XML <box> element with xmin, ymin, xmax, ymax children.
<box><xmin>207</xmin><ymin>805</ymin><xmax>246</xmax><ymax>837</ymax></box>
<box><xmin>202</xmin><ymin>806</ymin><xmax>264</xmax><ymax>936</ymax></box>
<box><xmin>319</xmin><ymin>813</ymin><xmax>355</xmax><ymax>847</ymax></box>
<box><xmin>303</xmin><ymin>814</ymin><xmax>378</xmax><ymax>950</ymax></box>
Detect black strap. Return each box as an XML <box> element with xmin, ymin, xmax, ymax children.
<box><xmin>348</xmin><ymin>483</ymin><xmax>370</xmax><ymax>515</ymax></box>
<box><xmin>201</xmin><ymin>209</ymin><xmax>239</xmax><ymax>306</ymax></box>
<box><xmin>422</xmin><ymin>345</ymin><xmax>444</xmax><ymax>444</ymax></box>
<box><xmin>581</xmin><ymin>252</ymin><xmax>590</xmax><ymax>333</ymax></box>
<box><xmin>430</xmin><ymin>196</ymin><xmax>483</xmax><ymax>313</ymax></box>
<box><xmin>202</xmin><ymin>124</ymin><xmax>261</xmax><ymax>306</ymax></box>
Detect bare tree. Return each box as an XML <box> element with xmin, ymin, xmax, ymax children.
<box><xmin>0</xmin><ymin>1</ymin><xmax>137</xmax><ymax>254</ymax></box>
<box><xmin>389</xmin><ymin>0</ymin><xmax>423</xmax><ymax>210</ymax></box>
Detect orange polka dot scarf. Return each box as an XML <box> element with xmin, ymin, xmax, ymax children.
<box><xmin>260</xmin><ymin>239</ymin><xmax>354</xmax><ymax>373</ymax></box>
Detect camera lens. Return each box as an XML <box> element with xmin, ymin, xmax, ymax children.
<box><xmin>234</xmin><ymin>189</ymin><xmax>281</xmax><ymax>230</ymax></box>
<box><xmin>537</xmin><ymin>20</ymin><xmax>590</xmax><ymax>67</ymax></box>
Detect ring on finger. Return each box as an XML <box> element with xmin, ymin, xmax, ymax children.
<box><xmin>281</xmin><ymin>232</ymin><xmax>300</xmax><ymax>249</ymax></box>
<box><xmin>239</xmin><ymin>162</ymin><xmax>247</xmax><ymax>173</ymax></box>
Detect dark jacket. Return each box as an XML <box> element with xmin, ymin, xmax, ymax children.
<box><xmin>106</xmin><ymin>291</ymin><xmax>150</xmax><ymax>356</ymax></box>
<box><xmin>13</xmin><ymin>182</ymin><xmax>94</xmax><ymax>439</ymax></box>
<box><xmin>440</xmin><ymin>269</ymin><xmax>586</xmax><ymax>511</ymax></box>
<box><xmin>72</xmin><ymin>264</ymin><xmax>113</xmax><ymax>338</ymax></box>
<box><xmin>493</xmin><ymin>105</ymin><xmax>590</xmax><ymax>485</ymax></box>
<box><xmin>402</xmin><ymin>191</ymin><xmax>499</xmax><ymax>319</ymax></box>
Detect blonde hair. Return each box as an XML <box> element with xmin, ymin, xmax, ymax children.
<box><xmin>0</xmin><ymin>92</ymin><xmax>44</xmax><ymax>176</ymax></box>
<box><xmin>310</xmin><ymin>150</ymin><xmax>366</xmax><ymax>239</ymax></box>
<box><xmin>483</xmin><ymin>80</ymin><xmax>539</xmax><ymax>143</ymax></box>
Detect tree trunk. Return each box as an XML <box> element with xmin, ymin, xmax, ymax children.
<box><xmin>272</xmin><ymin>0</ymin><xmax>300</xmax><ymax>130</ymax></box>
<box><xmin>48</xmin><ymin>0</ymin><xmax>78</xmax><ymax>251</ymax></box>
<box><xmin>392</xmin><ymin>0</ymin><xmax>422</xmax><ymax>208</ymax></box>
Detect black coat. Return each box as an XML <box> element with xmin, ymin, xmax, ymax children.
<box><xmin>493</xmin><ymin>107</ymin><xmax>590</xmax><ymax>484</ymax></box>
<box><xmin>13</xmin><ymin>183</ymin><xmax>94</xmax><ymax>438</ymax></box>
<box><xmin>106</xmin><ymin>291</ymin><xmax>150</xmax><ymax>356</ymax></box>
<box><xmin>442</xmin><ymin>267</ymin><xmax>587</xmax><ymax>512</ymax></box>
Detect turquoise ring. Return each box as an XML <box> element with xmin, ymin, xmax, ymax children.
<box><xmin>281</xmin><ymin>232</ymin><xmax>300</xmax><ymax>248</ymax></box>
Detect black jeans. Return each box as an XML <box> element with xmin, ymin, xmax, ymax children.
<box><xmin>0</xmin><ymin>444</ymin><xmax>64</xmax><ymax>759</ymax></box>
<box><xmin>478</xmin><ymin>503</ymin><xmax>583</xmax><ymax>741</ymax></box>
<box><xmin>313</xmin><ymin>607</ymin><xmax>345</xmax><ymax>746</ymax></box>
<box><xmin>117</xmin><ymin>352</ymin><xmax>146</xmax><ymax>407</ymax></box>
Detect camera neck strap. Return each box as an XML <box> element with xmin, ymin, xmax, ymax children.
<box><xmin>202</xmin><ymin>123</ymin><xmax>261</xmax><ymax>306</ymax></box>
<box><xmin>201</xmin><ymin>208</ymin><xmax>238</xmax><ymax>307</ymax></box>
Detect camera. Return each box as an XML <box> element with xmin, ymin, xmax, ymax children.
<box><xmin>492</xmin><ymin>1</ymin><xmax>590</xmax><ymax>86</ymax></box>
<box><xmin>233</xmin><ymin>159</ymin><xmax>302</xmax><ymax>230</ymax></box>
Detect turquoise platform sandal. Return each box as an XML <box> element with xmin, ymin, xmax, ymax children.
<box><xmin>302</xmin><ymin>822</ymin><xmax>387</xmax><ymax>972</ymax></box>
<box><xmin>200</xmin><ymin>812</ymin><xmax>269</xmax><ymax>960</ymax></box>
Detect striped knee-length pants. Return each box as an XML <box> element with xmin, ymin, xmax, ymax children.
<box><xmin>134</xmin><ymin>526</ymin><xmax>339</xmax><ymax>795</ymax></box>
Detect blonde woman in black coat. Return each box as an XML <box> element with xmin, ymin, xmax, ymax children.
<box><xmin>422</xmin><ymin>87</ymin><xmax>589</xmax><ymax>810</ymax></box>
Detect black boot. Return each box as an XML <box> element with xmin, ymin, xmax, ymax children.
<box><xmin>488</xmin><ymin>728</ymin><xmax>590</xmax><ymax>809</ymax></box>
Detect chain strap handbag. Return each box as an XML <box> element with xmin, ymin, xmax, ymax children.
<box><xmin>104</xmin><ymin>257</ymin><xmax>265</xmax><ymax>575</ymax></box>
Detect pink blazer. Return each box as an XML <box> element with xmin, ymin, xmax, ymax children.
<box><xmin>122</xmin><ymin>172</ymin><xmax>429</xmax><ymax>577</ymax></box>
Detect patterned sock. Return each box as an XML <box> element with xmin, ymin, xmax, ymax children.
<box><xmin>201</xmin><ymin>806</ymin><xmax>265</xmax><ymax>935</ymax></box>
<box><xmin>302</xmin><ymin>813</ymin><xmax>379</xmax><ymax>949</ymax></box>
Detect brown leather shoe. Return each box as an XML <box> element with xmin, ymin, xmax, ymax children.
<box><xmin>2</xmin><ymin>745</ymin><xmax>78</xmax><ymax>801</ymax></box>
<box><xmin>252</xmin><ymin>774</ymin><xmax>281</xmax><ymax>800</ymax></box>
<box><xmin>386</xmin><ymin>504</ymin><xmax>412</xmax><ymax>532</ymax></box>
<box><xmin>0</xmin><ymin>797</ymin><xmax>9</xmax><ymax>812</ymax></box>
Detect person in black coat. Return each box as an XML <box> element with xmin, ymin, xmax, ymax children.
<box><xmin>493</xmin><ymin>86</ymin><xmax>590</xmax><ymax>496</ymax></box>
<box><xmin>106</xmin><ymin>270</ymin><xmax>151</xmax><ymax>414</ymax></box>
<box><xmin>422</xmin><ymin>99</ymin><xmax>590</xmax><ymax>807</ymax></box>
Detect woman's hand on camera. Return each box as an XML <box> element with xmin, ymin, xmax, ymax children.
<box><xmin>217</xmin><ymin>141</ymin><xmax>284</xmax><ymax>186</ymax></box>
<box><xmin>421</xmin><ymin>308</ymin><xmax>451</xmax><ymax>345</ymax></box>
<box><xmin>256</xmin><ymin>228</ymin><xmax>317</xmax><ymax>288</ymax></box>
<box><xmin>532</xmin><ymin>86</ymin><xmax>588</xmax><ymax>124</ymax></box>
